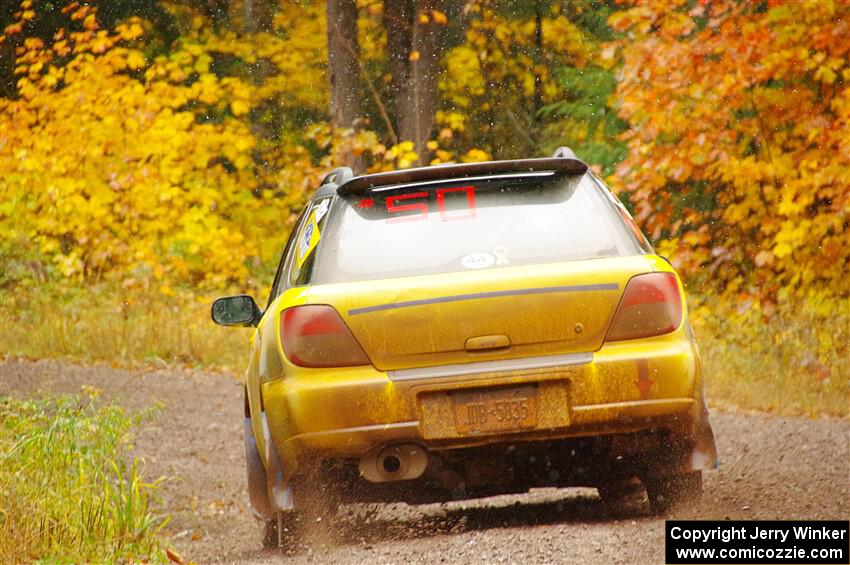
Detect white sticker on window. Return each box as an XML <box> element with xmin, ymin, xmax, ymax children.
<box><xmin>461</xmin><ymin>252</ymin><xmax>496</xmax><ymax>270</ymax></box>
<box><xmin>314</xmin><ymin>199</ymin><xmax>330</xmax><ymax>223</ymax></box>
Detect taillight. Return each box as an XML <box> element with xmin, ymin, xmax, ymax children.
<box><xmin>605</xmin><ymin>272</ymin><xmax>683</xmax><ymax>342</ymax></box>
<box><xmin>280</xmin><ymin>305</ymin><xmax>371</xmax><ymax>368</ymax></box>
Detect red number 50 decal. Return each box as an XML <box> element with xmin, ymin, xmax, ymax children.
<box><xmin>386</xmin><ymin>191</ymin><xmax>429</xmax><ymax>223</ymax></box>
<box><xmin>386</xmin><ymin>186</ymin><xmax>476</xmax><ymax>224</ymax></box>
<box><xmin>437</xmin><ymin>186</ymin><xmax>477</xmax><ymax>221</ymax></box>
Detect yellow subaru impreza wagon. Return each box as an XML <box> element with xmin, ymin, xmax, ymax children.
<box><xmin>212</xmin><ymin>148</ymin><xmax>717</xmax><ymax>547</ymax></box>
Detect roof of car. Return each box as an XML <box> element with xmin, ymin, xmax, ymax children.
<box><xmin>312</xmin><ymin>148</ymin><xmax>588</xmax><ymax>199</ymax></box>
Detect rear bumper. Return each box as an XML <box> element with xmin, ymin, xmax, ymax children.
<box><xmin>282</xmin><ymin>397</ymin><xmax>695</xmax><ymax>453</ymax></box>
<box><xmin>261</xmin><ymin>331</ymin><xmax>716</xmax><ymax>483</ymax></box>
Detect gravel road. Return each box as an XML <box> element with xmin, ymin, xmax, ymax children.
<box><xmin>2</xmin><ymin>359</ymin><xmax>848</xmax><ymax>564</ymax></box>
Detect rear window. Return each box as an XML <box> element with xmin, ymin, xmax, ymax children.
<box><xmin>300</xmin><ymin>173</ymin><xmax>645</xmax><ymax>285</ymax></box>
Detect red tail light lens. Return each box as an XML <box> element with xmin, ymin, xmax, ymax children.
<box><xmin>605</xmin><ymin>272</ymin><xmax>683</xmax><ymax>342</ymax></box>
<box><xmin>280</xmin><ymin>305</ymin><xmax>371</xmax><ymax>368</ymax></box>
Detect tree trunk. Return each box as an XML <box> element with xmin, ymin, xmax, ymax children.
<box><xmin>384</xmin><ymin>0</ymin><xmax>446</xmax><ymax>165</ymax></box>
<box><xmin>383</xmin><ymin>0</ymin><xmax>413</xmax><ymax>140</ymax></box>
<box><xmin>327</xmin><ymin>0</ymin><xmax>365</xmax><ymax>172</ymax></box>
<box><xmin>327</xmin><ymin>0</ymin><xmax>362</xmax><ymax>129</ymax></box>
<box><xmin>243</xmin><ymin>0</ymin><xmax>274</xmax><ymax>33</ymax></box>
<box><xmin>533</xmin><ymin>0</ymin><xmax>544</xmax><ymax>117</ymax></box>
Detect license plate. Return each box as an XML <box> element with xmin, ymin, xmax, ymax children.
<box><xmin>451</xmin><ymin>386</ymin><xmax>538</xmax><ymax>435</ymax></box>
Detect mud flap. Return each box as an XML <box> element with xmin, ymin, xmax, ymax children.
<box><xmin>677</xmin><ymin>396</ymin><xmax>719</xmax><ymax>473</ymax></box>
<box><xmin>244</xmin><ymin>417</ymin><xmax>273</xmax><ymax>518</ymax></box>
<box><xmin>646</xmin><ymin>398</ymin><xmax>718</xmax><ymax>477</ymax></box>
<box><xmin>688</xmin><ymin>399</ymin><xmax>719</xmax><ymax>471</ymax></box>
<box><xmin>261</xmin><ymin>412</ymin><xmax>295</xmax><ymax>511</ymax></box>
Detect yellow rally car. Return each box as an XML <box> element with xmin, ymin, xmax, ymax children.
<box><xmin>212</xmin><ymin>148</ymin><xmax>717</xmax><ymax>547</ymax></box>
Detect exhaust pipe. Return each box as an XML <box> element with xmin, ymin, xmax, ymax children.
<box><xmin>359</xmin><ymin>443</ymin><xmax>428</xmax><ymax>483</ymax></box>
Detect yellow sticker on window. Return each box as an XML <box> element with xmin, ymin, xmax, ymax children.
<box><xmin>297</xmin><ymin>210</ymin><xmax>321</xmax><ymax>268</ymax></box>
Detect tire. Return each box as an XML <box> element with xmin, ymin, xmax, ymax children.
<box><xmin>645</xmin><ymin>471</ymin><xmax>702</xmax><ymax>514</ymax></box>
<box><xmin>597</xmin><ymin>477</ymin><xmax>645</xmax><ymax>514</ymax></box>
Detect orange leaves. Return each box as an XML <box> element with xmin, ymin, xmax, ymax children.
<box><xmin>610</xmin><ymin>0</ymin><xmax>850</xmax><ymax>300</ymax></box>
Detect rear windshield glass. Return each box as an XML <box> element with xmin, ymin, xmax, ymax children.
<box><xmin>303</xmin><ymin>173</ymin><xmax>644</xmax><ymax>284</ymax></box>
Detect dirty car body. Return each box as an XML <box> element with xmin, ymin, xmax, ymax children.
<box><xmin>212</xmin><ymin>151</ymin><xmax>718</xmax><ymax>541</ymax></box>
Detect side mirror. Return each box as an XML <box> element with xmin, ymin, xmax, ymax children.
<box><xmin>211</xmin><ymin>295</ymin><xmax>262</xmax><ymax>327</ymax></box>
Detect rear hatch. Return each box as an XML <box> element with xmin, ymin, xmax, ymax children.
<box><xmin>306</xmin><ymin>256</ymin><xmax>653</xmax><ymax>371</ymax></box>
<box><xmin>296</xmin><ymin>173</ymin><xmax>654</xmax><ymax>371</ymax></box>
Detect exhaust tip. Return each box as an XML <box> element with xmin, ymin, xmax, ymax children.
<box><xmin>360</xmin><ymin>444</ymin><xmax>428</xmax><ymax>483</ymax></box>
<box><xmin>382</xmin><ymin>454</ymin><xmax>402</xmax><ymax>474</ymax></box>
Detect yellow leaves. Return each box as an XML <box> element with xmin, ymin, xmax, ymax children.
<box><xmin>772</xmin><ymin>242</ymin><xmax>793</xmax><ymax>259</ymax></box>
<box><xmin>82</xmin><ymin>14</ymin><xmax>98</xmax><ymax>32</ymax></box>
<box><xmin>460</xmin><ymin>148</ymin><xmax>490</xmax><ymax>163</ymax></box>
<box><xmin>436</xmin><ymin>110</ymin><xmax>466</xmax><ymax>132</ymax></box>
<box><xmin>682</xmin><ymin>229</ymin><xmax>709</xmax><ymax>247</ymax></box>
<box><xmin>230</xmin><ymin>99</ymin><xmax>249</xmax><ymax>116</ymax></box>
<box><xmin>90</xmin><ymin>32</ymin><xmax>113</xmax><ymax>54</ymax></box>
<box><xmin>0</xmin><ymin>13</ymin><xmax>279</xmax><ymax>288</ymax></box>
<box><xmin>813</xmin><ymin>56</ymin><xmax>844</xmax><ymax>85</ymax></box>
<box><xmin>192</xmin><ymin>73</ymin><xmax>220</xmax><ymax>105</ymax></box>
<box><xmin>23</xmin><ymin>37</ymin><xmax>44</xmax><ymax>50</ymax></box>
<box><xmin>408</xmin><ymin>50</ymin><xmax>420</xmax><ymax>61</ymax></box>
<box><xmin>772</xmin><ymin>220</ymin><xmax>811</xmax><ymax>259</ymax></box>
<box><xmin>386</xmin><ymin>141</ymin><xmax>418</xmax><ymax>169</ymax></box>
<box><xmin>125</xmin><ymin>50</ymin><xmax>145</xmax><ymax>70</ymax></box>
<box><xmin>417</xmin><ymin>10</ymin><xmax>447</xmax><ymax>25</ymax></box>
<box><xmin>116</xmin><ymin>20</ymin><xmax>144</xmax><ymax>41</ymax></box>
<box><xmin>234</xmin><ymin>135</ymin><xmax>254</xmax><ymax>153</ymax></box>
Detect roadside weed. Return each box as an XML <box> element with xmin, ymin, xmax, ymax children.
<box><xmin>694</xmin><ymin>296</ymin><xmax>849</xmax><ymax>418</ymax></box>
<box><xmin>0</xmin><ymin>282</ymin><xmax>248</xmax><ymax>370</ymax></box>
<box><xmin>0</xmin><ymin>393</ymin><xmax>169</xmax><ymax>563</ymax></box>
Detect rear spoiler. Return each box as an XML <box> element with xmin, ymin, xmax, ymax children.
<box><xmin>330</xmin><ymin>147</ymin><xmax>588</xmax><ymax>196</ymax></box>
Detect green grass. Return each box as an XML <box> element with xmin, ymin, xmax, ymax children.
<box><xmin>0</xmin><ymin>392</ymin><xmax>169</xmax><ymax>563</ymax></box>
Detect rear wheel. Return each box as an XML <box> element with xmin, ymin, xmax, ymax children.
<box><xmin>597</xmin><ymin>477</ymin><xmax>645</xmax><ymax>514</ymax></box>
<box><xmin>645</xmin><ymin>471</ymin><xmax>702</xmax><ymax>514</ymax></box>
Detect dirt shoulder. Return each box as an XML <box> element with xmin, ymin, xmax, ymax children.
<box><xmin>2</xmin><ymin>358</ymin><xmax>848</xmax><ymax>564</ymax></box>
